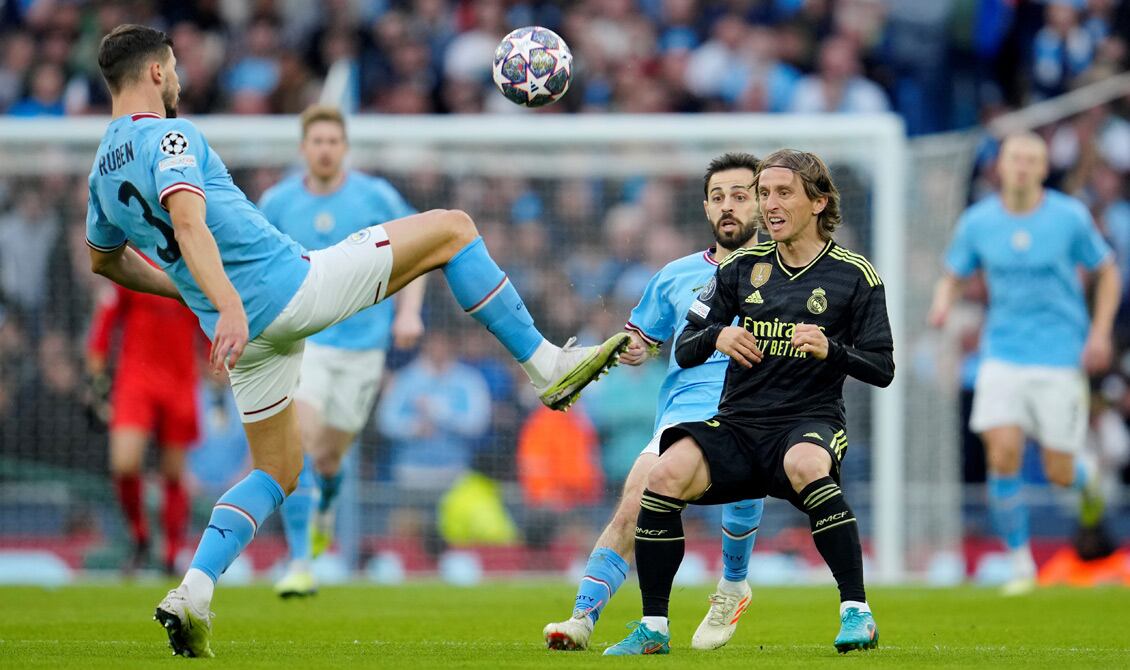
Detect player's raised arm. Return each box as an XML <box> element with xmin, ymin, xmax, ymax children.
<box><xmin>164</xmin><ymin>189</ymin><xmax>247</xmax><ymax>371</ymax></box>
<box><xmin>675</xmin><ymin>263</ymin><xmax>760</xmax><ymax>369</ymax></box>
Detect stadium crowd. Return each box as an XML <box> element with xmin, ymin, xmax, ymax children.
<box><xmin>2</xmin><ymin>0</ymin><xmax>1130</xmax><ymax>562</ymax></box>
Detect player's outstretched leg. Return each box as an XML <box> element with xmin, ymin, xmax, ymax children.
<box><xmin>383</xmin><ymin>211</ymin><xmax>629</xmax><ymax>411</ymax></box>
<box><xmin>275</xmin><ymin>454</ymin><xmax>318</xmax><ymax>598</ymax></box>
<box><xmin>692</xmin><ymin>498</ymin><xmax>763</xmax><ymax>650</ymax></box>
<box><xmin>157</xmin><ymin>406</ymin><xmax>301</xmax><ymax>657</ymax></box>
<box><xmin>544</xmin><ymin>454</ymin><xmax>653</xmax><ymax>650</ymax></box>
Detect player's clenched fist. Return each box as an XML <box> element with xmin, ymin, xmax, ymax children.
<box><xmin>619</xmin><ymin>331</ymin><xmax>650</xmax><ymax>366</ymax></box>
<box><xmin>715</xmin><ymin>326</ymin><xmax>762</xmax><ymax>368</ymax></box>
<box><xmin>210</xmin><ymin>305</ymin><xmax>249</xmax><ymax>372</ymax></box>
<box><xmin>792</xmin><ymin>323</ymin><xmax>828</xmax><ymax>360</ymax></box>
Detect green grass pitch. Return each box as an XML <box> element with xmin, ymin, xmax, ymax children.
<box><xmin>1</xmin><ymin>581</ymin><xmax>1127</xmax><ymax>668</ymax></box>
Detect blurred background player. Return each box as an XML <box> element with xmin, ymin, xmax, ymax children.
<box><xmin>86</xmin><ymin>25</ymin><xmax>629</xmax><ymax>657</ymax></box>
<box><xmin>259</xmin><ymin>105</ymin><xmax>427</xmax><ymax>598</ymax></box>
<box><xmin>86</xmin><ymin>271</ymin><xmax>202</xmax><ymax>575</ymax></box>
<box><xmin>544</xmin><ymin>152</ymin><xmax>765</xmax><ymax>652</ymax></box>
<box><xmin>928</xmin><ymin>132</ymin><xmax>1119</xmax><ymax>595</ymax></box>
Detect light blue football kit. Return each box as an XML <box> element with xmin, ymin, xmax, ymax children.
<box><xmin>571</xmin><ymin>249</ymin><xmax>765</xmax><ymax>623</ymax></box>
<box><xmin>259</xmin><ymin>171</ymin><xmax>416</xmax><ymax>568</ymax></box>
<box><xmin>88</xmin><ymin>113</ymin><xmax>550</xmax><ymax>594</ymax></box>
<box><xmin>943</xmin><ymin>190</ymin><xmax>1111</xmax><ymax>557</ymax></box>
<box><xmin>259</xmin><ymin>172</ymin><xmax>415</xmax><ymax>351</ymax></box>
<box><xmin>86</xmin><ymin>112</ymin><xmax>309</xmax><ymax>340</ymax></box>
<box><xmin>945</xmin><ymin>190</ymin><xmax>1111</xmax><ymax>368</ymax></box>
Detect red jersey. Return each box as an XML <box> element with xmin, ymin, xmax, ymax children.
<box><xmin>87</xmin><ymin>283</ymin><xmax>202</xmax><ymax>385</ymax></box>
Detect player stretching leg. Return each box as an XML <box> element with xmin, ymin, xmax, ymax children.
<box><xmin>929</xmin><ymin>133</ymin><xmax>1117</xmax><ymax>596</ymax></box>
<box><xmin>606</xmin><ymin>150</ymin><xmax>893</xmax><ymax>656</ymax></box>
<box><xmin>87</xmin><ymin>279</ymin><xmax>202</xmax><ymax>575</ymax></box>
<box><xmin>258</xmin><ymin>106</ymin><xmax>427</xmax><ymax>598</ymax></box>
<box><xmin>544</xmin><ymin>153</ymin><xmax>766</xmax><ymax>652</ymax></box>
<box><xmin>86</xmin><ymin>25</ymin><xmax>629</xmax><ymax>658</ymax></box>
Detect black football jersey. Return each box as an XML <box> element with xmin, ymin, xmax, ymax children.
<box><xmin>680</xmin><ymin>239</ymin><xmax>893</xmax><ymax>423</ymax></box>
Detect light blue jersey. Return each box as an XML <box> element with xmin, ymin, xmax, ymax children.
<box><xmin>259</xmin><ymin>172</ymin><xmax>415</xmax><ymax>351</ymax></box>
<box><xmin>85</xmin><ymin>113</ymin><xmax>309</xmax><ymax>340</ymax></box>
<box><xmin>626</xmin><ymin>248</ymin><xmax>733</xmax><ymax>431</ymax></box>
<box><xmin>945</xmin><ymin>190</ymin><xmax>1111</xmax><ymax>367</ymax></box>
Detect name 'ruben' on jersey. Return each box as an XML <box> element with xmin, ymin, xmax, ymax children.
<box><xmin>258</xmin><ymin>172</ymin><xmax>415</xmax><ymax>352</ymax></box>
<box><xmin>85</xmin><ymin>113</ymin><xmax>310</xmax><ymax>340</ymax></box>
<box><xmin>625</xmin><ymin>248</ymin><xmax>733</xmax><ymax>431</ymax></box>
<box><xmin>686</xmin><ymin>239</ymin><xmax>893</xmax><ymax>423</ymax></box>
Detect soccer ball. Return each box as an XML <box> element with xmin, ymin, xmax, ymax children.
<box><xmin>492</xmin><ymin>26</ymin><xmax>572</xmax><ymax>108</ymax></box>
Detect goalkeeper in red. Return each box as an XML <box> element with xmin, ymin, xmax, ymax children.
<box><xmin>606</xmin><ymin>149</ymin><xmax>894</xmax><ymax>655</ymax></box>
<box><xmin>85</xmin><ymin>24</ymin><xmax>629</xmax><ymax>658</ymax></box>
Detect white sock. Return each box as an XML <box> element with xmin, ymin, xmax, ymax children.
<box><xmin>1010</xmin><ymin>544</ymin><xmax>1036</xmax><ymax>575</ymax></box>
<box><xmin>839</xmin><ymin>600</ymin><xmax>870</xmax><ymax>616</ymax></box>
<box><xmin>519</xmin><ymin>339</ymin><xmax>556</xmax><ymax>387</ymax></box>
<box><xmin>641</xmin><ymin>616</ymin><xmax>669</xmax><ymax>635</ymax></box>
<box><xmin>718</xmin><ymin>577</ymin><xmax>748</xmax><ymax>594</ymax></box>
<box><xmin>182</xmin><ymin>568</ymin><xmax>215</xmax><ymax>610</ymax></box>
<box><xmin>289</xmin><ymin>559</ymin><xmax>310</xmax><ymax>573</ymax></box>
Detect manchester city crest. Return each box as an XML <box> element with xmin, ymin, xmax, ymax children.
<box><xmin>807</xmin><ymin>287</ymin><xmax>828</xmax><ymax>315</ymax></box>
<box><xmin>751</xmin><ymin>262</ymin><xmax>772</xmax><ymax>288</ymax></box>
<box><xmin>349</xmin><ymin>229</ymin><xmax>372</xmax><ymax>244</ymax></box>
<box><xmin>315</xmin><ymin>212</ymin><xmax>335</xmax><ymax>233</ymax></box>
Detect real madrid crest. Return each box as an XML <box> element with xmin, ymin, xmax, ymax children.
<box><xmin>751</xmin><ymin>262</ymin><xmax>772</xmax><ymax>288</ymax></box>
<box><xmin>807</xmin><ymin>287</ymin><xmax>828</xmax><ymax>315</ymax></box>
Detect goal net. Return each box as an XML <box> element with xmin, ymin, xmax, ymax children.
<box><xmin>0</xmin><ymin>113</ymin><xmax>973</xmax><ymax>584</ymax></box>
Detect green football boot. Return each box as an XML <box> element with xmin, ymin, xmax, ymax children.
<box><xmin>536</xmin><ymin>333</ymin><xmax>631</xmax><ymax>411</ymax></box>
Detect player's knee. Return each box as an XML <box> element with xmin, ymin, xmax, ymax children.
<box><xmin>784</xmin><ymin>452</ymin><xmax>830</xmax><ymax>490</ymax></box>
<box><xmin>646</xmin><ymin>460</ymin><xmax>690</xmax><ymax>498</ymax></box>
<box><xmin>440</xmin><ymin>208</ymin><xmax>478</xmax><ymax>249</ymax></box>
<box><xmin>1044</xmin><ymin>460</ymin><xmax>1074</xmax><ymax>487</ymax></box>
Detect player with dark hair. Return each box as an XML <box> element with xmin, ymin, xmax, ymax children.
<box><xmin>606</xmin><ymin>149</ymin><xmax>893</xmax><ymax>655</ymax></box>
<box><xmin>928</xmin><ymin>132</ymin><xmax>1116</xmax><ymax>595</ymax></box>
<box><xmin>87</xmin><ymin>278</ymin><xmax>202</xmax><ymax>575</ymax></box>
<box><xmin>260</xmin><ymin>105</ymin><xmax>427</xmax><ymax>598</ymax></box>
<box><xmin>544</xmin><ymin>152</ymin><xmax>765</xmax><ymax>652</ymax></box>
<box><xmin>86</xmin><ymin>24</ymin><xmax>629</xmax><ymax>658</ymax></box>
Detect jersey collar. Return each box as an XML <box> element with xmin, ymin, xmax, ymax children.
<box><xmin>129</xmin><ymin>112</ymin><xmax>162</xmax><ymax>121</ymax></box>
<box><xmin>775</xmin><ymin>239</ymin><xmax>834</xmax><ymax>280</ymax></box>
<box><xmin>703</xmin><ymin>247</ymin><xmax>719</xmax><ymax>266</ymax></box>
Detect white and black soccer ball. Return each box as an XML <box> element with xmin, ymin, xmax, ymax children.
<box><xmin>492</xmin><ymin>26</ymin><xmax>572</xmax><ymax>108</ymax></box>
<box><xmin>160</xmin><ymin>131</ymin><xmax>189</xmax><ymax>156</ymax></box>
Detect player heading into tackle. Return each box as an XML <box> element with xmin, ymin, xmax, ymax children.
<box><xmin>544</xmin><ymin>152</ymin><xmax>766</xmax><ymax>652</ymax></box>
<box><xmin>928</xmin><ymin>132</ymin><xmax>1117</xmax><ymax>595</ymax></box>
<box><xmin>259</xmin><ymin>105</ymin><xmax>427</xmax><ymax>598</ymax></box>
<box><xmin>86</xmin><ymin>24</ymin><xmax>629</xmax><ymax>658</ymax></box>
<box><xmin>606</xmin><ymin>149</ymin><xmax>893</xmax><ymax>655</ymax></box>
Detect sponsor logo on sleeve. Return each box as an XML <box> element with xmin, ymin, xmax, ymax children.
<box><xmin>689</xmin><ymin>300</ymin><xmax>710</xmax><ymax>319</ymax></box>
<box><xmin>158</xmin><ymin>155</ymin><xmax>197</xmax><ymax>171</ymax></box>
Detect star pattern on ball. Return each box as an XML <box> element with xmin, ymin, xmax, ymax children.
<box><xmin>504</xmin><ymin>30</ymin><xmax>545</xmax><ymax>65</ymax></box>
<box><xmin>512</xmin><ymin>66</ymin><xmax>555</xmax><ymax>101</ymax></box>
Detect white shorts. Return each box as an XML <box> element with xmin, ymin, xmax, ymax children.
<box><xmin>294</xmin><ymin>342</ymin><xmax>387</xmax><ymax>433</ymax></box>
<box><xmin>229</xmin><ymin>225</ymin><xmax>394</xmax><ymax>423</ymax></box>
<box><xmin>641</xmin><ymin>424</ymin><xmax>677</xmax><ymax>456</ymax></box>
<box><xmin>970</xmin><ymin>359</ymin><xmax>1088</xmax><ymax>453</ymax></box>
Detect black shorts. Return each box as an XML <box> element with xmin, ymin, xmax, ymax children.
<box><xmin>658</xmin><ymin>416</ymin><xmax>847</xmax><ymax>510</ymax></box>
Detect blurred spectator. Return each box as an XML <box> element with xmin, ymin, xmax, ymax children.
<box><xmin>788</xmin><ymin>34</ymin><xmax>889</xmax><ymax>113</ymax></box>
<box><xmin>8</xmin><ymin>62</ymin><xmax>65</xmax><ymax>116</ymax></box>
<box><xmin>0</xmin><ymin>183</ymin><xmax>59</xmax><ymax>324</ymax></box>
<box><xmin>0</xmin><ymin>31</ymin><xmax>34</xmax><ymax>113</ymax></box>
<box><xmin>582</xmin><ymin>357</ymin><xmax>666</xmax><ymax>487</ymax></box>
<box><xmin>516</xmin><ymin>404</ymin><xmax>603</xmax><ymax>511</ymax></box>
<box><xmin>377</xmin><ymin>331</ymin><xmax>491</xmax><ymax>490</ymax></box>
<box><xmin>1031</xmin><ymin>0</ymin><xmax>1096</xmax><ymax>100</ymax></box>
